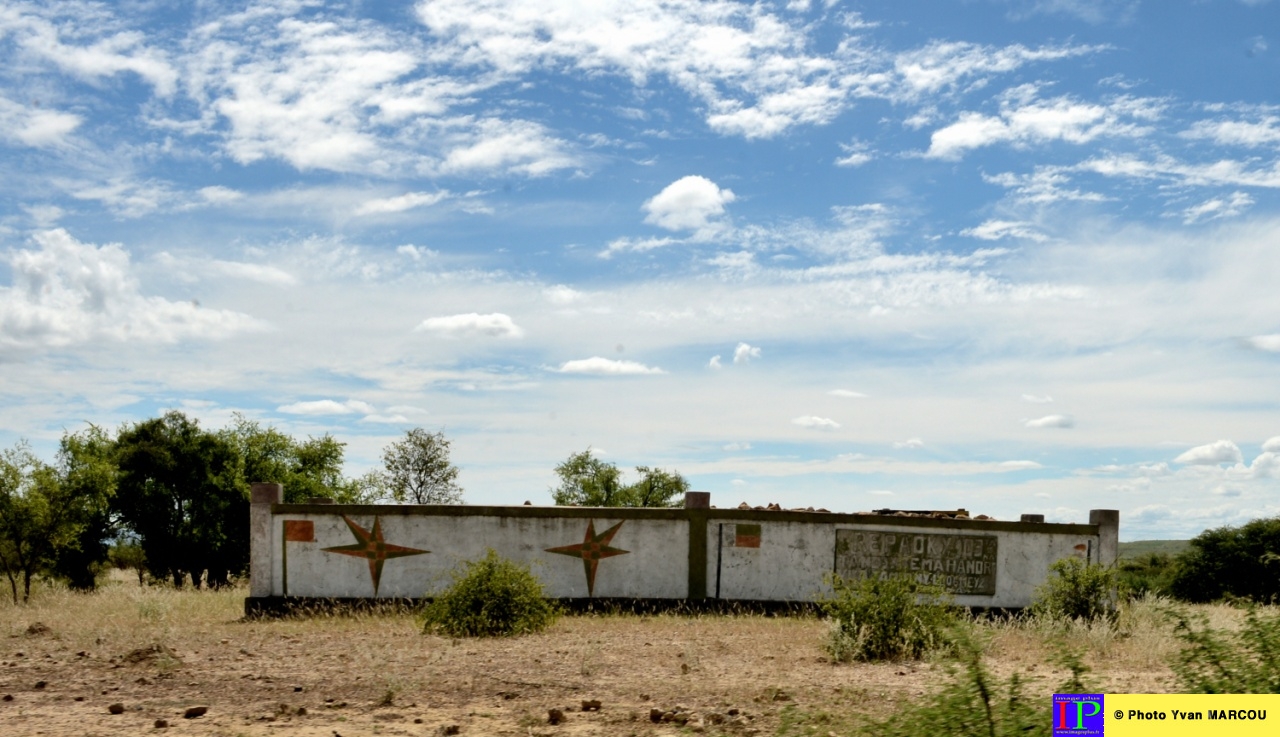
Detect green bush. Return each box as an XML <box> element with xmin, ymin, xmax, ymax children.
<box><xmin>420</xmin><ymin>549</ymin><xmax>558</xmax><ymax>637</ymax></box>
<box><xmin>819</xmin><ymin>573</ymin><xmax>958</xmax><ymax>662</ymax></box>
<box><xmin>1170</xmin><ymin>517</ymin><xmax>1280</xmax><ymax>603</ymax></box>
<box><xmin>1116</xmin><ymin>552</ymin><xmax>1176</xmax><ymax>599</ymax></box>
<box><xmin>1030</xmin><ymin>557</ymin><xmax>1116</xmax><ymax>624</ymax></box>
<box><xmin>1169</xmin><ymin>606</ymin><xmax>1280</xmax><ymax>693</ymax></box>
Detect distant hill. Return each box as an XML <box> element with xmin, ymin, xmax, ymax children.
<box><xmin>1118</xmin><ymin>539</ymin><xmax>1190</xmax><ymax>560</ymax></box>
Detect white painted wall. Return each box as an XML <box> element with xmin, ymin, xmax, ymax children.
<box><xmin>273</xmin><ymin>512</ymin><xmax>687</xmax><ymax>599</ymax></box>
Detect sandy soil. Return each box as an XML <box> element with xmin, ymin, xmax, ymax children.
<box><xmin>0</xmin><ymin>583</ymin><xmax>1183</xmax><ymax>737</ymax></box>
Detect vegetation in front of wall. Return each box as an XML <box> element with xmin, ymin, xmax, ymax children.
<box><xmin>855</xmin><ymin>630</ymin><xmax>1095</xmax><ymax>737</ymax></box>
<box><xmin>1116</xmin><ymin>552</ymin><xmax>1177</xmax><ymax>598</ymax></box>
<box><xmin>819</xmin><ymin>573</ymin><xmax>959</xmax><ymax>662</ymax></box>
<box><xmin>420</xmin><ymin>549</ymin><xmax>559</xmax><ymax>637</ymax></box>
<box><xmin>1029</xmin><ymin>556</ymin><xmax>1117</xmax><ymax>624</ymax></box>
<box><xmin>1168</xmin><ymin>605</ymin><xmax>1280</xmax><ymax>693</ymax></box>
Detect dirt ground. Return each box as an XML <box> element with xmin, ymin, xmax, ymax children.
<box><xmin>0</xmin><ymin>580</ymin><xmax>1185</xmax><ymax>737</ymax></box>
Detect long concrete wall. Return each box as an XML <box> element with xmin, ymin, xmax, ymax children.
<box><xmin>245</xmin><ymin>484</ymin><xmax>1118</xmax><ymax>611</ymax></box>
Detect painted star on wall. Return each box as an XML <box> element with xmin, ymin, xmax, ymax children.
<box><xmin>546</xmin><ymin>520</ymin><xmax>630</xmax><ymax>597</ymax></box>
<box><xmin>322</xmin><ymin>515</ymin><xmax>429</xmax><ymax>596</ymax></box>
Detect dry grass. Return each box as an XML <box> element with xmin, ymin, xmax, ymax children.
<box><xmin>0</xmin><ymin>576</ymin><xmax>1255</xmax><ymax>737</ymax></box>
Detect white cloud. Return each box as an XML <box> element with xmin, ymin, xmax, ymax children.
<box><xmin>892</xmin><ymin>41</ymin><xmax>1101</xmax><ymax>97</ymax></box>
<box><xmin>792</xmin><ymin>415</ymin><xmax>841</xmax><ymax>429</ymax></box>
<box><xmin>0</xmin><ymin>96</ymin><xmax>82</xmax><ymax>148</ymax></box>
<box><xmin>984</xmin><ymin>167</ymin><xmax>1110</xmax><ymax>205</ymax></box>
<box><xmin>835</xmin><ymin>140</ymin><xmax>872</xmax><ymax>167</ymax></box>
<box><xmin>600</xmin><ymin>236</ymin><xmax>678</xmax><ymax>258</ymax></box>
<box><xmin>5</xmin><ymin>4</ymin><xmax>178</xmax><ymax>95</ymax></box>
<box><xmin>732</xmin><ymin>342</ymin><xmax>761</xmax><ymax>364</ymax></box>
<box><xmin>1263</xmin><ymin>437</ymin><xmax>1280</xmax><ymax>454</ymax></box>
<box><xmin>643</xmin><ymin>176</ymin><xmax>736</xmax><ymax>235</ymax></box>
<box><xmin>723</xmin><ymin>442</ymin><xmax>751</xmax><ymax>451</ymax></box>
<box><xmin>708</xmin><ymin>355</ymin><xmax>723</xmax><ymax>369</ymax></box>
<box><xmin>355</xmin><ymin>191</ymin><xmax>451</xmax><ymax>216</ymax></box>
<box><xmin>0</xmin><ymin>229</ymin><xmax>261</xmax><ymax>353</ymax></box>
<box><xmin>1024</xmin><ymin>414</ymin><xmax>1074</xmax><ymax>428</ymax></box>
<box><xmin>1183</xmin><ymin>116</ymin><xmax>1280</xmax><ymax>147</ymax></box>
<box><xmin>1245</xmin><ymin>334</ymin><xmax>1280</xmax><ymax>352</ymax></box>
<box><xmin>554</xmin><ymin>357</ymin><xmax>666</xmax><ymax>375</ymax></box>
<box><xmin>415</xmin><ymin>312</ymin><xmax>524</xmax><ymax>338</ymax></box>
<box><xmin>207</xmin><ymin>260</ymin><xmax>297</xmax><ymax>286</ymax></box>
<box><xmin>894</xmin><ymin>438</ymin><xmax>925</xmax><ymax>449</ymax></box>
<box><xmin>436</xmin><ymin>118</ymin><xmax>579</xmax><ymax>177</ymax></box>
<box><xmin>1000</xmin><ymin>460</ymin><xmax>1043</xmax><ymax>470</ymax></box>
<box><xmin>1022</xmin><ymin>394</ymin><xmax>1054</xmax><ymax>403</ymax></box>
<box><xmin>1077</xmin><ymin>153</ymin><xmax>1280</xmax><ymax>189</ymax></box>
<box><xmin>927</xmin><ymin>89</ymin><xmax>1158</xmax><ymax>160</ymax></box>
<box><xmin>198</xmin><ymin>186</ymin><xmax>245</xmax><ymax>205</ymax></box>
<box><xmin>1182</xmin><ymin>192</ymin><xmax>1254</xmax><ymax>224</ymax></box>
<box><xmin>962</xmin><ymin>219</ymin><xmax>1047</xmax><ymax>242</ymax></box>
<box><xmin>277</xmin><ymin>399</ymin><xmax>376</xmax><ymax>416</ymax></box>
<box><xmin>543</xmin><ymin>285</ymin><xmax>584</xmax><ymax>305</ymax></box>
<box><xmin>1174</xmin><ymin>440</ymin><xmax>1243</xmax><ymax>465</ymax></box>
<box><xmin>828</xmin><ymin>389</ymin><xmax>867</xmax><ymax>398</ymax></box>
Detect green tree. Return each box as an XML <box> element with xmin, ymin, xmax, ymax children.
<box><xmin>113</xmin><ymin>411</ymin><xmax>249</xmax><ymax>588</ymax></box>
<box><xmin>221</xmin><ymin>414</ymin><xmax>368</xmax><ymax>503</ymax></box>
<box><xmin>374</xmin><ymin>428</ymin><xmax>463</xmax><ymax>504</ymax></box>
<box><xmin>1170</xmin><ymin>516</ymin><xmax>1280</xmax><ymax>603</ymax></box>
<box><xmin>549</xmin><ymin>449</ymin><xmax>688</xmax><ymax>508</ymax></box>
<box><xmin>49</xmin><ymin>425</ymin><xmax>118</xmax><ymax>590</ymax></box>
<box><xmin>0</xmin><ymin>442</ymin><xmax>93</xmax><ymax>603</ymax></box>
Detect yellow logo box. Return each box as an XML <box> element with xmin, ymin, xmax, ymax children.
<box><xmin>1102</xmin><ymin>695</ymin><xmax>1274</xmax><ymax>736</ymax></box>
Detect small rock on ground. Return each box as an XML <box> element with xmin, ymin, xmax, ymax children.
<box><xmin>183</xmin><ymin>706</ymin><xmax>208</xmax><ymax>719</ymax></box>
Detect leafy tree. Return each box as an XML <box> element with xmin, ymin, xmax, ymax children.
<box><xmin>0</xmin><ymin>442</ymin><xmax>92</xmax><ymax>603</ymax></box>
<box><xmin>221</xmin><ymin>414</ymin><xmax>368</xmax><ymax>503</ymax></box>
<box><xmin>374</xmin><ymin>428</ymin><xmax>463</xmax><ymax>504</ymax></box>
<box><xmin>49</xmin><ymin>425</ymin><xmax>118</xmax><ymax>590</ymax></box>
<box><xmin>550</xmin><ymin>449</ymin><xmax>688</xmax><ymax>508</ymax></box>
<box><xmin>1170</xmin><ymin>516</ymin><xmax>1280</xmax><ymax>603</ymax></box>
<box><xmin>113</xmin><ymin>411</ymin><xmax>249</xmax><ymax>588</ymax></box>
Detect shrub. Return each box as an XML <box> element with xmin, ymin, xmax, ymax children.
<box><xmin>858</xmin><ymin>630</ymin><xmax>1092</xmax><ymax>737</ymax></box>
<box><xmin>1030</xmin><ymin>557</ymin><xmax>1116</xmax><ymax>624</ymax></box>
<box><xmin>819</xmin><ymin>573</ymin><xmax>958</xmax><ymax>662</ymax></box>
<box><xmin>1117</xmin><ymin>552</ymin><xmax>1176</xmax><ymax>599</ymax></box>
<box><xmin>1170</xmin><ymin>517</ymin><xmax>1280</xmax><ymax>603</ymax></box>
<box><xmin>420</xmin><ymin>549</ymin><xmax>558</xmax><ymax>637</ymax></box>
<box><xmin>1168</xmin><ymin>605</ymin><xmax>1280</xmax><ymax>693</ymax></box>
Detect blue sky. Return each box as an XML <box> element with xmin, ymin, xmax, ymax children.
<box><xmin>2</xmin><ymin>0</ymin><xmax>1279</xmax><ymax>540</ymax></box>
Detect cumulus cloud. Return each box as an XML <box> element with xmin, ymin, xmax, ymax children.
<box><xmin>543</xmin><ymin>285</ymin><xmax>584</xmax><ymax>305</ymax></box>
<box><xmin>708</xmin><ymin>355</ymin><xmax>723</xmax><ymax>369</ymax></box>
<box><xmin>642</xmin><ymin>176</ymin><xmax>735</xmax><ymax>235</ymax></box>
<box><xmin>927</xmin><ymin>88</ymin><xmax>1159</xmax><ymax>160</ymax></box>
<box><xmin>277</xmin><ymin>399</ymin><xmax>376</xmax><ymax>416</ymax></box>
<box><xmin>828</xmin><ymin>389</ymin><xmax>867</xmax><ymax>398</ymax></box>
<box><xmin>1022</xmin><ymin>394</ymin><xmax>1054</xmax><ymax>403</ymax></box>
<box><xmin>1000</xmin><ymin>460</ymin><xmax>1043</xmax><ymax>470</ymax></box>
<box><xmin>792</xmin><ymin>415</ymin><xmax>841</xmax><ymax>429</ymax></box>
<box><xmin>1182</xmin><ymin>192</ymin><xmax>1254</xmax><ymax>224</ymax></box>
<box><xmin>355</xmin><ymin>191</ymin><xmax>451</xmax><ymax>215</ymax></box>
<box><xmin>1174</xmin><ymin>440</ymin><xmax>1244</xmax><ymax>465</ymax></box>
<box><xmin>415</xmin><ymin>312</ymin><xmax>524</xmax><ymax>338</ymax></box>
<box><xmin>894</xmin><ymin>438</ymin><xmax>925</xmax><ymax>449</ymax></box>
<box><xmin>1245</xmin><ymin>334</ymin><xmax>1280</xmax><ymax>352</ymax></box>
<box><xmin>1263</xmin><ymin>437</ymin><xmax>1280</xmax><ymax>454</ymax></box>
<box><xmin>0</xmin><ymin>229</ymin><xmax>261</xmax><ymax>352</ymax></box>
<box><xmin>554</xmin><ymin>357</ymin><xmax>666</xmax><ymax>375</ymax></box>
<box><xmin>732</xmin><ymin>342</ymin><xmax>761</xmax><ymax>364</ymax></box>
<box><xmin>1024</xmin><ymin>414</ymin><xmax>1074</xmax><ymax>428</ymax></box>
<box><xmin>962</xmin><ymin>219</ymin><xmax>1047</xmax><ymax>242</ymax></box>
<box><xmin>0</xmin><ymin>96</ymin><xmax>82</xmax><ymax>148</ymax></box>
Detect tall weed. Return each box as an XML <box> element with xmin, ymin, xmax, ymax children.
<box><xmin>1169</xmin><ymin>605</ymin><xmax>1280</xmax><ymax>693</ymax></box>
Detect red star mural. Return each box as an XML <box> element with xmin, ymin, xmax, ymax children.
<box><xmin>545</xmin><ymin>520</ymin><xmax>629</xmax><ymax>597</ymax></box>
<box><xmin>322</xmin><ymin>515</ymin><xmax>429</xmax><ymax>596</ymax></box>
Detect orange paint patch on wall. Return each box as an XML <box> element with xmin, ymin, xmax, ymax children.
<box><xmin>284</xmin><ymin>520</ymin><xmax>315</xmax><ymax>542</ymax></box>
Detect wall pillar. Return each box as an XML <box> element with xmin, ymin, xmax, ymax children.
<box><xmin>1089</xmin><ymin>509</ymin><xmax>1120</xmax><ymax>566</ymax></box>
<box><xmin>685</xmin><ymin>492</ymin><xmax>710</xmax><ymax>599</ymax></box>
<box><xmin>249</xmin><ymin>483</ymin><xmax>282</xmax><ymax>598</ymax></box>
